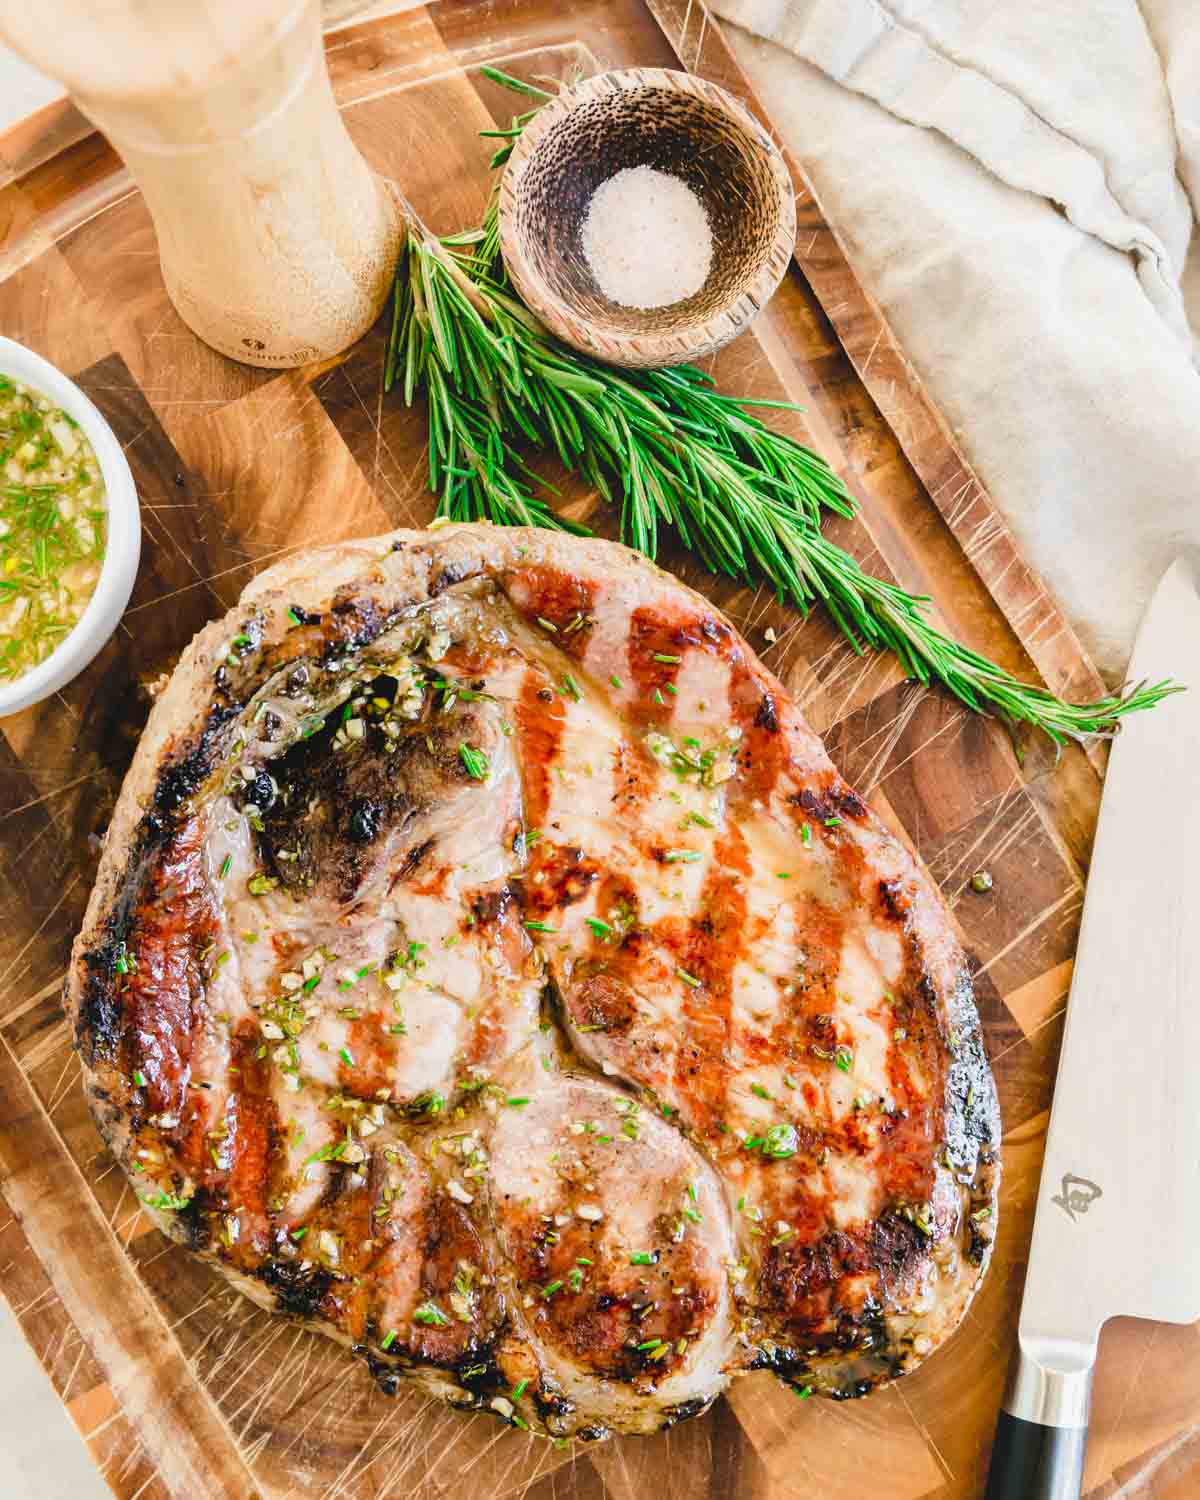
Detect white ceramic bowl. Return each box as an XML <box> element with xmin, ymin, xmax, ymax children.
<box><xmin>0</xmin><ymin>336</ymin><xmax>140</xmax><ymax>716</ymax></box>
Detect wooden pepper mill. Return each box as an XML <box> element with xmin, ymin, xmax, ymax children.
<box><xmin>0</xmin><ymin>0</ymin><xmax>404</xmax><ymax>367</ymax></box>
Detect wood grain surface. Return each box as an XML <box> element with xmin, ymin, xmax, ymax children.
<box><xmin>0</xmin><ymin>3</ymin><xmax>1192</xmax><ymax>1498</ymax></box>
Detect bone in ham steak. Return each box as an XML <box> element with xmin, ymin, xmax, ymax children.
<box><xmin>68</xmin><ymin>524</ymin><xmax>999</xmax><ymax>1439</ymax></box>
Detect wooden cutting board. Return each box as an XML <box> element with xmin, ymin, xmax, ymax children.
<box><xmin>1</xmin><ymin>4</ymin><xmax>1195</xmax><ymax>1498</ymax></box>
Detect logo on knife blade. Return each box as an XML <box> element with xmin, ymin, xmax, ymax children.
<box><xmin>1051</xmin><ymin>1174</ymin><xmax>1103</xmax><ymax>1221</ymax></box>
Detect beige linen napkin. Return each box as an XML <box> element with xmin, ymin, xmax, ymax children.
<box><xmin>711</xmin><ymin>0</ymin><xmax>1200</xmax><ymax>678</ymax></box>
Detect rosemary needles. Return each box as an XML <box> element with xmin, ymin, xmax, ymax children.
<box><xmin>383</xmin><ymin>66</ymin><xmax>1175</xmax><ymax>744</ymax></box>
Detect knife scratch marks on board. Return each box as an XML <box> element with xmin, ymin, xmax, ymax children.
<box><xmin>0</xmin><ymin>970</ymin><xmax>64</xmax><ymax>1025</ymax></box>
<box><xmin>374</xmin><ymin>1410</ymin><xmax>461</xmax><ymax>1500</ymax></box>
<box><xmin>830</xmin><ymin>649</ymin><xmax>888</xmax><ymax>730</ymax></box>
<box><xmin>0</xmin><ymin>775</ymin><xmax>103</xmax><ymax>826</ymax></box>
<box><xmin>121</xmin><ymin>547</ymin><xmax>299</xmax><ymax>614</ymax></box>
<box><xmin>234</xmin><ymin>1324</ymin><xmax>309</xmax><ymax>1433</ymax></box>
<box><xmin>394</xmin><ymin>1405</ymin><xmax>477</xmax><ymax>1494</ymax></box>
<box><xmin>285</xmin><ymin>1351</ymin><xmax>365</xmax><ymax>1450</ymax></box>
<box><xmin>0</xmin><ymin>872</ymin><xmax>80</xmax><ymax>989</ymax></box>
<box><xmin>325</xmin><ymin>1405</ymin><xmax>405</xmax><ymax>1498</ymax></box>
<box><xmin>46</xmin><ymin>1048</ymin><xmax>82</xmax><ymax>1118</ymax></box>
<box><xmin>963</xmin><ymin>511</ymin><xmax>1008</xmax><ymax>572</ymax></box>
<box><xmin>219</xmin><ymin>1313</ymin><xmax>288</xmax><ymax>1402</ymax></box>
<box><xmin>1008</xmin><ymin>583</ymin><xmax>1052</xmax><ymax>630</ymax></box>
<box><xmin>168</xmin><ymin>1287</ymin><xmax>223</xmax><ymax>1335</ymax></box>
<box><xmin>342</xmin><ymin>363</ymin><xmax>425</xmax><ymax>528</ymax></box>
<box><xmin>860</xmin><ymin>326</ymin><xmax>885</xmax><ymax>378</ymax></box>
<box><xmin>12</xmin><ymin>1282</ymin><xmax>58</xmax><ymax>1319</ymax></box>
<box><xmin>125</xmin><ymin>1455</ymin><xmax>163</xmax><ymax>1495</ymax></box>
<box><xmin>227</xmin><ymin>1324</ymin><xmax>298</xmax><ymax>1433</ymax></box>
<box><xmin>950</xmin><ymin>799</ymin><xmax>1043</xmax><ymax>901</ymax></box>
<box><xmin>58</xmin><ymin>1339</ymin><xmax>89</xmax><ymax>1406</ymax></box>
<box><xmin>240</xmin><ymin>1429</ymin><xmax>274</xmax><ymax>1469</ymax></box>
<box><xmin>976</xmin><ymin>888</ymin><xmax>1082</xmax><ymax>979</ymax></box>
<box><xmin>892</xmin><ymin>1380</ymin><xmax>955</xmax><ymax>1483</ymax></box>
<box><xmin>856</xmin><ymin>685</ymin><xmax>947</xmax><ymax>791</ymax></box>
<box><xmin>116</xmin><ymin>1204</ymin><xmax>146</xmax><ymax>1251</ymax></box>
<box><xmin>941</xmin><ymin>477</ymin><xmax>982</xmax><ymax>527</ymax></box>
<box><xmin>1023</xmin><ymin>613</ymin><xmax>1066</xmax><ymax>655</ymax></box>
<box><xmin>803</xmin><ymin>632</ymin><xmax>898</xmax><ymax>723</ymax></box>
<box><xmin>930</xmin><ymin>782</ymin><xmax>1025</xmax><ymax>890</ymax></box>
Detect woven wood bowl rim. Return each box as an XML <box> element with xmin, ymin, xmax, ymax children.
<box><xmin>497</xmin><ymin>67</ymin><xmax>797</xmax><ymax>370</ymax></box>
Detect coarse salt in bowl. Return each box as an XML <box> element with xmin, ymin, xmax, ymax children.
<box><xmin>498</xmin><ymin>68</ymin><xmax>796</xmax><ymax>369</ymax></box>
<box><xmin>0</xmin><ymin>337</ymin><xmax>140</xmax><ymax>717</ymax></box>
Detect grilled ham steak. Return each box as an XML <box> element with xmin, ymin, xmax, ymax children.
<box><xmin>69</xmin><ymin>525</ymin><xmax>999</xmax><ymax>1438</ymax></box>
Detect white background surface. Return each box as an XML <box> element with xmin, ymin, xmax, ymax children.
<box><xmin>0</xmin><ymin>47</ymin><xmax>60</xmax><ymax>131</ymax></box>
<box><xmin>1</xmin><ymin>42</ymin><xmax>114</xmax><ymax>1500</ymax></box>
<box><xmin>0</xmin><ymin>1296</ymin><xmax>110</xmax><ymax>1499</ymax></box>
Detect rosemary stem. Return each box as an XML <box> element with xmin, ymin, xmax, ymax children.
<box><xmin>381</xmin><ymin>72</ymin><xmax>1177</xmax><ymax>744</ymax></box>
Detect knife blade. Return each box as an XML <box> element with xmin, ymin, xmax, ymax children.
<box><xmin>986</xmin><ymin>555</ymin><xmax>1200</xmax><ymax>1500</ymax></box>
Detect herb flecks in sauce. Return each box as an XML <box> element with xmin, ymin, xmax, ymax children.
<box><xmin>0</xmin><ymin>374</ymin><xmax>107</xmax><ymax>680</ymax></box>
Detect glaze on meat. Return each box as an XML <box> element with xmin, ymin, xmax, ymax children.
<box><xmin>68</xmin><ymin>525</ymin><xmax>999</xmax><ymax>1439</ymax></box>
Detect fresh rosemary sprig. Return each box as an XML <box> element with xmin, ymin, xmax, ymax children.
<box><xmin>383</xmin><ymin>66</ymin><xmax>1175</xmax><ymax>743</ymax></box>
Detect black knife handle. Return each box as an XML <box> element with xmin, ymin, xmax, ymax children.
<box><xmin>984</xmin><ymin>1410</ymin><xmax>1088</xmax><ymax>1500</ymax></box>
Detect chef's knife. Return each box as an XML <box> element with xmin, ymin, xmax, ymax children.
<box><xmin>985</xmin><ymin>556</ymin><xmax>1200</xmax><ymax>1500</ymax></box>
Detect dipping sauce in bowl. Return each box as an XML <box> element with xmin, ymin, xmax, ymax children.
<box><xmin>0</xmin><ymin>337</ymin><xmax>139</xmax><ymax>717</ymax></box>
<box><xmin>0</xmin><ymin>374</ymin><xmax>108</xmax><ymax>681</ymax></box>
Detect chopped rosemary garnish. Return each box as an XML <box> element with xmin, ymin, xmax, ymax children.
<box><xmin>760</xmin><ymin>1123</ymin><xmax>799</xmax><ymax>1159</ymax></box>
<box><xmin>143</xmin><ymin>1190</ymin><xmax>190</xmax><ymax>1212</ymax></box>
<box><xmin>458</xmin><ymin>743</ymin><xmax>490</xmax><ymax>781</ymax></box>
<box><xmin>383</xmin><ymin>69</ymin><xmax>1177</xmax><ymax>745</ymax></box>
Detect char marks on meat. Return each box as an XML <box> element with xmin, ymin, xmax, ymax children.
<box><xmin>68</xmin><ymin>525</ymin><xmax>999</xmax><ymax>1439</ymax></box>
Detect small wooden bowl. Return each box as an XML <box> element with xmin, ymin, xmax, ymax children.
<box><xmin>497</xmin><ymin>68</ymin><xmax>796</xmax><ymax>369</ymax></box>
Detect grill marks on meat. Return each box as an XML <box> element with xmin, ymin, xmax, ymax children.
<box><xmin>68</xmin><ymin>526</ymin><xmax>998</xmax><ymax>1441</ymax></box>
<box><xmin>489</xmin><ymin>1079</ymin><xmax>734</xmax><ymax>1426</ymax></box>
<box><xmin>98</xmin><ymin>815</ymin><xmax>217</xmax><ymax>1119</ymax></box>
